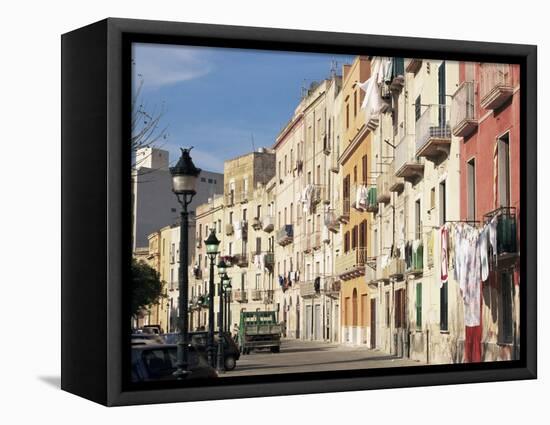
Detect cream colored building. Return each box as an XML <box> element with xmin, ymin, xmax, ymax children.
<box><xmin>368</xmin><ymin>57</ymin><xmax>463</xmax><ymax>362</ymax></box>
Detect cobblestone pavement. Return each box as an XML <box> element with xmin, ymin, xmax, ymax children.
<box><xmin>221</xmin><ymin>338</ymin><xmax>425</xmax><ymax>377</ymax></box>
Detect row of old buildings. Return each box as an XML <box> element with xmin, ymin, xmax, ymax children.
<box><xmin>134</xmin><ymin>55</ymin><xmax>520</xmax><ymax>364</ymax></box>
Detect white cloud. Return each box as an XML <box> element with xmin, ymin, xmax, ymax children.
<box><xmin>132</xmin><ymin>43</ymin><xmax>212</xmax><ymax>89</ymax></box>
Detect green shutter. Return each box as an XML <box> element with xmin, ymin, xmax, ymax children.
<box><xmin>416</xmin><ymin>282</ymin><xmax>422</xmax><ymax>330</ymax></box>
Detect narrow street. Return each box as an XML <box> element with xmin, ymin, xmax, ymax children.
<box><xmin>222</xmin><ymin>339</ymin><xmax>424</xmax><ymax>377</ymax></box>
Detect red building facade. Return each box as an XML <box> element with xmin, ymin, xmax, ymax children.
<box><xmin>454</xmin><ymin>62</ymin><xmax>520</xmax><ymax>362</ymax></box>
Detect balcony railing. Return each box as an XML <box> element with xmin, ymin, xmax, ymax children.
<box><xmin>312</xmin><ymin>184</ymin><xmax>327</xmax><ymax>205</ymax></box>
<box><xmin>376</xmin><ymin>171</ymin><xmax>391</xmax><ymax>204</ymax></box>
<box><xmin>300</xmin><ymin>279</ymin><xmax>320</xmax><ymax>298</ymax></box>
<box><xmin>484</xmin><ymin>207</ymin><xmax>518</xmax><ymax>256</ymax></box>
<box><xmin>451</xmin><ymin>81</ymin><xmax>478</xmax><ymax>138</ymax></box>
<box><xmin>262</xmin><ymin>215</ymin><xmax>274</xmax><ymax>232</ymax></box>
<box><xmin>336</xmin><ymin>247</ymin><xmax>368</xmax><ymax>281</ymax></box>
<box><xmin>395</xmin><ymin>135</ymin><xmax>424</xmax><ymax>183</ymax></box>
<box><xmin>276</xmin><ymin>224</ymin><xmax>294</xmax><ymax>246</ymax></box>
<box><xmin>383</xmin><ymin>258</ymin><xmax>406</xmax><ymax>280</ymax></box>
<box><xmin>325</xmin><ymin>209</ymin><xmax>340</xmax><ymax>233</ymax></box>
<box><xmin>263</xmin><ymin>289</ymin><xmax>274</xmax><ymax>304</ymax></box>
<box><xmin>415</xmin><ymin>104</ymin><xmax>451</xmax><ymax>160</ymax></box>
<box><xmin>233</xmin><ymin>253</ymin><xmax>249</xmax><ymax>268</ymax></box>
<box><xmin>250</xmin><ymin>289</ymin><xmax>263</xmax><ymax>301</ymax></box>
<box><xmin>232</xmin><ymin>289</ymin><xmax>248</xmax><ymax>303</ymax></box>
<box><xmin>479</xmin><ymin>63</ymin><xmax>514</xmax><ymax>110</ymax></box>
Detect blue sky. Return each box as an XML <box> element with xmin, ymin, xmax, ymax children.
<box><xmin>132</xmin><ymin>43</ymin><xmax>354</xmax><ymax>173</ymax></box>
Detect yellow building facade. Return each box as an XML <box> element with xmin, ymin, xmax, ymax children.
<box><xmin>336</xmin><ymin>56</ymin><xmax>375</xmax><ymax>345</ymax></box>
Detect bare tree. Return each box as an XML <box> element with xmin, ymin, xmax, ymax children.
<box><xmin>131</xmin><ymin>69</ymin><xmax>170</xmax><ymax>175</ymax></box>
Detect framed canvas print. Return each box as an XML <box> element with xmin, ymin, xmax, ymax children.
<box><xmin>61</xmin><ymin>18</ymin><xmax>537</xmax><ymax>406</ymax></box>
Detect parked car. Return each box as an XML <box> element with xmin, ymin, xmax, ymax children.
<box><xmin>189</xmin><ymin>331</ymin><xmax>240</xmax><ymax>371</ymax></box>
<box><xmin>131</xmin><ymin>344</ymin><xmax>217</xmax><ymax>382</ymax></box>
<box><xmin>131</xmin><ymin>333</ymin><xmax>164</xmax><ymax>345</ymax></box>
<box><xmin>141</xmin><ymin>325</ymin><xmax>161</xmax><ymax>334</ymax></box>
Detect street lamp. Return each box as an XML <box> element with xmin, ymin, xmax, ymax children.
<box><xmin>204</xmin><ymin>228</ymin><xmax>221</xmax><ymax>367</ymax></box>
<box><xmin>170</xmin><ymin>147</ymin><xmax>201</xmax><ymax>379</ymax></box>
<box><xmin>216</xmin><ymin>260</ymin><xmax>228</xmax><ymax>373</ymax></box>
<box><xmin>224</xmin><ymin>278</ymin><xmax>232</xmax><ymax>334</ymax></box>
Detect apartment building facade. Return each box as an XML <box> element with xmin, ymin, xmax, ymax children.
<box><xmin>336</xmin><ymin>56</ymin><xmax>374</xmax><ymax>346</ymax></box>
<box><xmin>456</xmin><ymin>61</ymin><xmax>520</xmax><ymax>362</ymax></box>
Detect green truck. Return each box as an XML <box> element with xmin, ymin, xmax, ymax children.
<box><xmin>238</xmin><ymin>311</ymin><xmax>281</xmax><ymax>354</ymax></box>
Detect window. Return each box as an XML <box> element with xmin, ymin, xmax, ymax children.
<box><xmin>256</xmin><ymin>205</ymin><xmax>261</xmax><ymax>219</ymax></box>
<box><xmin>284</xmin><ymin>155</ymin><xmax>288</xmax><ymax>175</ymax></box>
<box><xmin>346</xmin><ymin>103</ymin><xmax>349</xmax><ymax>129</ymax></box>
<box><xmin>278</xmin><ymin>161</ymin><xmax>282</xmax><ymax>180</ymax></box>
<box><xmin>199</xmin><ymin>223</ymin><xmax>202</xmax><ymax>239</ymax></box>
<box><xmin>415</xmin><ymin>199</ymin><xmax>421</xmax><ymax>240</ymax></box>
<box><xmin>353</xmin><ymin>90</ymin><xmax>357</xmax><ymax>117</ymax></box>
<box><xmin>439</xmin><ymin>180</ymin><xmax>446</xmax><ymax>226</ymax></box>
<box><xmin>284</xmin><ymin>207</ymin><xmax>287</xmax><ymax>225</ymax></box>
<box><xmin>395</xmin><ymin>289</ymin><xmax>406</xmax><ymax>328</ymax></box>
<box><xmin>201</xmin><ymin>177</ymin><xmax>206</xmax><ymax>182</ymax></box>
<box><xmin>228</xmin><ymin>242</ymin><xmax>233</xmax><ymax>256</ymax></box>
<box><xmin>359</xmin><ymin>220</ymin><xmax>367</xmax><ymax>248</ymax></box>
<box><xmin>430</xmin><ymin>187</ymin><xmax>436</xmax><ymax>210</ymax></box>
<box><xmin>256</xmin><ymin>237</ymin><xmax>261</xmax><ymax>254</ymax></box>
<box><xmin>385</xmin><ymin>292</ymin><xmax>390</xmax><ymax>326</ymax></box>
<box><xmin>316</xmin><ymin>165</ymin><xmax>321</xmax><ymax>184</ymax></box>
<box><xmin>498</xmin><ymin>271</ymin><xmax>514</xmax><ymax>344</ymax></box>
<box><xmin>438</xmin><ymin>61</ymin><xmax>446</xmax><ymax>126</ymax></box>
<box><xmin>290</xmin><ymin>202</ymin><xmax>293</xmax><ymax>224</ymax></box>
<box><xmin>344</xmin><ymin>231</ymin><xmax>350</xmax><ymax>253</ymax></box>
<box><xmin>351</xmin><ymin>225</ymin><xmax>358</xmax><ymax>249</ymax></box>
<box><xmin>255</xmin><ymin>274</ymin><xmax>261</xmax><ymax>290</ymax></box>
<box><xmin>208</xmin><ymin>178</ymin><xmax>213</xmax><ymax>183</ymax></box>
<box><xmin>218</xmin><ymin>219</ymin><xmax>222</xmax><ymax>233</ymax></box>
<box><xmin>416</xmin><ymin>282</ymin><xmax>422</xmax><ymax>330</ymax></box>
<box><xmin>362</xmin><ymin>155</ymin><xmax>368</xmax><ymax>183</ymax></box>
<box><xmin>229</xmin><ymin>211</ymin><xmax>233</xmax><ymax>224</ymax></box>
<box><xmin>498</xmin><ymin>133</ymin><xmax>511</xmax><ymax>207</ymax></box>
<box><xmin>467</xmin><ymin>159</ymin><xmax>476</xmax><ymax>221</ymax></box>
<box><xmin>440</xmin><ymin>282</ymin><xmax>448</xmax><ymax>331</ymax></box>
<box><xmin>415</xmin><ymin>95</ymin><xmax>421</xmax><ymax>121</ymax></box>
<box><xmin>353</xmin><ymin>166</ymin><xmax>357</xmax><ymax>183</ymax></box>
<box><xmin>290</xmin><ymin>149</ymin><xmax>294</xmax><ymax>169</ymax></box>
<box><xmin>278</xmin><ymin>211</ymin><xmax>281</xmax><ymax>227</ymax></box>
<box><xmin>242</xmin><ymin>208</ymin><xmax>247</xmax><ymax>222</ymax></box>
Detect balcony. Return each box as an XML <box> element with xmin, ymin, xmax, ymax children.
<box><xmin>479</xmin><ymin>63</ymin><xmax>514</xmax><ymax>110</ymax></box>
<box><xmin>323</xmin><ymin>134</ymin><xmax>331</xmax><ymax>154</ymax></box>
<box><xmin>250</xmin><ymin>289</ymin><xmax>263</xmax><ymax>301</ymax></box>
<box><xmin>192</xmin><ymin>267</ymin><xmax>202</xmax><ymax>280</ymax></box>
<box><xmin>366</xmin><ymin>186</ymin><xmax>378</xmax><ymax>213</ymax></box>
<box><xmin>383</xmin><ymin>258</ymin><xmax>406</xmax><ymax>280</ymax></box>
<box><xmin>312</xmin><ymin>184</ymin><xmax>328</xmax><ymax>205</ymax></box>
<box><xmin>262</xmin><ymin>215</ymin><xmax>274</xmax><ymax>233</ymax></box>
<box><xmin>233</xmin><ymin>253</ymin><xmax>249</xmax><ymax>268</ymax></box>
<box><xmin>333</xmin><ymin>197</ymin><xmax>350</xmax><ymax>223</ymax></box>
<box><xmin>394</xmin><ymin>135</ymin><xmax>424</xmax><ymax>183</ymax></box>
<box><xmin>390</xmin><ymin>57</ymin><xmax>405</xmax><ymax>91</ymax></box>
<box><xmin>300</xmin><ymin>279</ymin><xmax>320</xmax><ymax>298</ymax></box>
<box><xmin>277</xmin><ymin>225</ymin><xmax>294</xmax><ymax>246</ymax></box>
<box><xmin>365</xmin><ymin>261</ymin><xmax>377</xmax><ymax>287</ymax></box>
<box><xmin>232</xmin><ymin>289</ymin><xmax>248</xmax><ymax>303</ymax></box>
<box><xmin>451</xmin><ymin>81</ymin><xmax>478</xmax><ymax>138</ymax></box>
<box><xmin>323</xmin><ymin>276</ymin><xmax>341</xmax><ymax>294</ymax></box>
<box><xmin>376</xmin><ymin>171</ymin><xmax>391</xmax><ymax>204</ymax></box>
<box><xmin>251</xmin><ymin>217</ymin><xmax>262</xmax><ymax>230</ymax></box>
<box><xmin>415</xmin><ymin>104</ymin><xmax>451</xmax><ymax>161</ymax></box>
<box><xmin>325</xmin><ymin>209</ymin><xmax>340</xmax><ymax>233</ymax></box>
<box><xmin>484</xmin><ymin>207</ymin><xmax>518</xmax><ymax>257</ymax></box>
<box><xmin>387</xmin><ymin>161</ymin><xmax>404</xmax><ymax>193</ymax></box>
<box><xmin>336</xmin><ymin>247</ymin><xmax>367</xmax><ymax>281</ymax></box>
<box><xmin>406</xmin><ymin>58</ymin><xmax>422</xmax><ymax>74</ymax></box>
<box><xmin>263</xmin><ymin>289</ymin><xmax>274</xmax><ymax>304</ymax></box>
<box><xmin>225</xmin><ymin>223</ymin><xmax>234</xmax><ymax>236</ymax></box>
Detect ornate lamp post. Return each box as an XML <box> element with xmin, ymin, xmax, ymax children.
<box><xmin>204</xmin><ymin>229</ymin><xmax>221</xmax><ymax>367</ymax></box>
<box><xmin>224</xmin><ymin>278</ymin><xmax>232</xmax><ymax>334</ymax></box>
<box><xmin>216</xmin><ymin>260</ymin><xmax>228</xmax><ymax>373</ymax></box>
<box><xmin>169</xmin><ymin>147</ymin><xmax>201</xmax><ymax>379</ymax></box>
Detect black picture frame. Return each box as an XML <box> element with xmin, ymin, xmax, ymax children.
<box><xmin>61</xmin><ymin>17</ymin><xmax>537</xmax><ymax>406</ymax></box>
